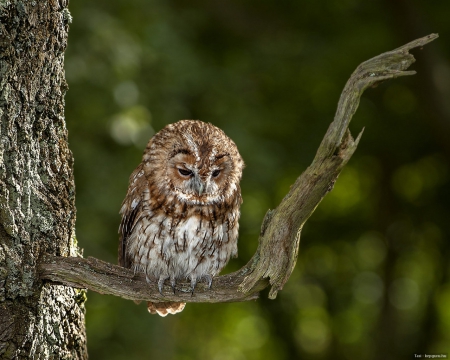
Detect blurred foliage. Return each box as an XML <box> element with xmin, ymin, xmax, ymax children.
<box><xmin>64</xmin><ymin>0</ymin><xmax>450</xmax><ymax>359</ymax></box>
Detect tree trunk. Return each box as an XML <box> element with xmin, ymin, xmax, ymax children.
<box><xmin>0</xmin><ymin>1</ymin><xmax>87</xmax><ymax>359</ymax></box>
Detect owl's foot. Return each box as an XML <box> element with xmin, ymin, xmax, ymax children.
<box><xmin>155</xmin><ymin>275</ymin><xmax>178</xmax><ymax>295</ymax></box>
<box><xmin>155</xmin><ymin>274</ymin><xmax>213</xmax><ymax>295</ymax></box>
<box><xmin>158</xmin><ymin>275</ymin><xmax>169</xmax><ymax>295</ymax></box>
<box><xmin>190</xmin><ymin>275</ymin><xmax>197</xmax><ymax>296</ymax></box>
<box><xmin>203</xmin><ymin>274</ymin><xmax>213</xmax><ymax>289</ymax></box>
<box><xmin>188</xmin><ymin>275</ymin><xmax>213</xmax><ymax>295</ymax></box>
<box><xmin>170</xmin><ymin>277</ymin><xmax>177</xmax><ymax>295</ymax></box>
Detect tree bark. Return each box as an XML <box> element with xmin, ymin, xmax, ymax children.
<box><xmin>0</xmin><ymin>1</ymin><xmax>87</xmax><ymax>359</ymax></box>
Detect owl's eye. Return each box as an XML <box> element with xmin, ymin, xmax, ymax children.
<box><xmin>178</xmin><ymin>168</ymin><xmax>193</xmax><ymax>176</ymax></box>
<box><xmin>212</xmin><ymin>169</ymin><xmax>221</xmax><ymax>178</ymax></box>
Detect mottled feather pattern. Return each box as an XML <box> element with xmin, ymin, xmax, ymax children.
<box><xmin>119</xmin><ymin>120</ymin><xmax>243</xmax><ymax>316</ymax></box>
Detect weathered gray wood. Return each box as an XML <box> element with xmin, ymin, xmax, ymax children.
<box><xmin>37</xmin><ymin>34</ymin><xmax>438</xmax><ymax>305</ymax></box>
<box><xmin>0</xmin><ymin>1</ymin><xmax>87</xmax><ymax>358</ymax></box>
<box><xmin>39</xmin><ymin>254</ymin><xmax>267</xmax><ymax>302</ymax></box>
<box><xmin>240</xmin><ymin>33</ymin><xmax>439</xmax><ymax>299</ymax></box>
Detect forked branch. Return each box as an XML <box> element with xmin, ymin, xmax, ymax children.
<box><xmin>38</xmin><ymin>34</ymin><xmax>438</xmax><ymax>303</ymax></box>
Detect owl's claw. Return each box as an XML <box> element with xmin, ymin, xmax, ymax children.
<box><xmin>204</xmin><ymin>275</ymin><xmax>213</xmax><ymax>289</ymax></box>
<box><xmin>158</xmin><ymin>275</ymin><xmax>168</xmax><ymax>296</ymax></box>
<box><xmin>170</xmin><ymin>277</ymin><xmax>176</xmax><ymax>294</ymax></box>
<box><xmin>190</xmin><ymin>276</ymin><xmax>197</xmax><ymax>296</ymax></box>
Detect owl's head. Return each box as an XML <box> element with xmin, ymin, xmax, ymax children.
<box><xmin>143</xmin><ymin>120</ymin><xmax>244</xmax><ymax>206</ymax></box>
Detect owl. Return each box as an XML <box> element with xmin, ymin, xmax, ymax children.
<box><xmin>118</xmin><ymin>120</ymin><xmax>244</xmax><ymax>316</ymax></box>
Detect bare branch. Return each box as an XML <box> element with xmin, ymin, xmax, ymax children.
<box><xmin>38</xmin><ymin>254</ymin><xmax>267</xmax><ymax>303</ymax></box>
<box><xmin>240</xmin><ymin>33</ymin><xmax>439</xmax><ymax>299</ymax></box>
<box><xmin>38</xmin><ymin>34</ymin><xmax>438</xmax><ymax>304</ymax></box>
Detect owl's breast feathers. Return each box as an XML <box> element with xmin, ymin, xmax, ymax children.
<box><xmin>119</xmin><ymin>162</ymin><xmax>241</xmax><ymax>279</ymax></box>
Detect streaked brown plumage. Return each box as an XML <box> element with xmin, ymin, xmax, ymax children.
<box><xmin>119</xmin><ymin>120</ymin><xmax>244</xmax><ymax>316</ymax></box>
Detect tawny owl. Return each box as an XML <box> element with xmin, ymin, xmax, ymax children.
<box><xmin>119</xmin><ymin>120</ymin><xmax>244</xmax><ymax>316</ymax></box>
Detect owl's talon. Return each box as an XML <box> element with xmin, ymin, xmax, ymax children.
<box><xmin>204</xmin><ymin>275</ymin><xmax>213</xmax><ymax>289</ymax></box>
<box><xmin>170</xmin><ymin>277</ymin><xmax>176</xmax><ymax>294</ymax></box>
<box><xmin>158</xmin><ymin>276</ymin><xmax>168</xmax><ymax>295</ymax></box>
<box><xmin>190</xmin><ymin>276</ymin><xmax>197</xmax><ymax>296</ymax></box>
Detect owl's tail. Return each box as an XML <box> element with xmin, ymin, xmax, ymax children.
<box><xmin>147</xmin><ymin>301</ymin><xmax>186</xmax><ymax>316</ymax></box>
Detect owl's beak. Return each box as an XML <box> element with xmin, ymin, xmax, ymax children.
<box><xmin>193</xmin><ymin>176</ymin><xmax>205</xmax><ymax>196</ymax></box>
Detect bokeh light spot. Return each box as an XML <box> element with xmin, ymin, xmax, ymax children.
<box><xmin>234</xmin><ymin>316</ymin><xmax>269</xmax><ymax>350</ymax></box>
<box><xmin>110</xmin><ymin>106</ymin><xmax>154</xmax><ymax>146</ymax></box>
<box><xmin>296</xmin><ymin>318</ymin><xmax>331</xmax><ymax>354</ymax></box>
<box><xmin>114</xmin><ymin>81</ymin><xmax>140</xmax><ymax>108</ymax></box>
<box><xmin>213</xmin><ymin>347</ymin><xmax>246</xmax><ymax>360</ymax></box>
<box><xmin>356</xmin><ymin>232</ymin><xmax>386</xmax><ymax>269</ymax></box>
<box><xmin>352</xmin><ymin>271</ymin><xmax>384</xmax><ymax>304</ymax></box>
<box><xmin>391</xmin><ymin>164</ymin><xmax>423</xmax><ymax>201</ymax></box>
<box><xmin>319</xmin><ymin>166</ymin><xmax>363</xmax><ymax>216</ymax></box>
<box><xmin>389</xmin><ymin>278</ymin><xmax>420</xmax><ymax>310</ymax></box>
<box><xmin>291</xmin><ymin>283</ymin><xmax>327</xmax><ymax>309</ymax></box>
<box><xmin>435</xmin><ymin>284</ymin><xmax>450</xmax><ymax>334</ymax></box>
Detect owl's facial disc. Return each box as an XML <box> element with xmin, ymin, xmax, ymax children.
<box><xmin>167</xmin><ymin>150</ymin><xmax>232</xmax><ymax>203</ymax></box>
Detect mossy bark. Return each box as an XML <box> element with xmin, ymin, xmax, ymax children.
<box><xmin>0</xmin><ymin>0</ymin><xmax>87</xmax><ymax>358</ymax></box>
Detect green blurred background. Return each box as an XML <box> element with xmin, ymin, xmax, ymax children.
<box><xmin>64</xmin><ymin>0</ymin><xmax>450</xmax><ymax>359</ymax></box>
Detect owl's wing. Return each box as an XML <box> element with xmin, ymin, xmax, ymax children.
<box><xmin>118</xmin><ymin>163</ymin><xmax>146</xmax><ymax>269</ymax></box>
